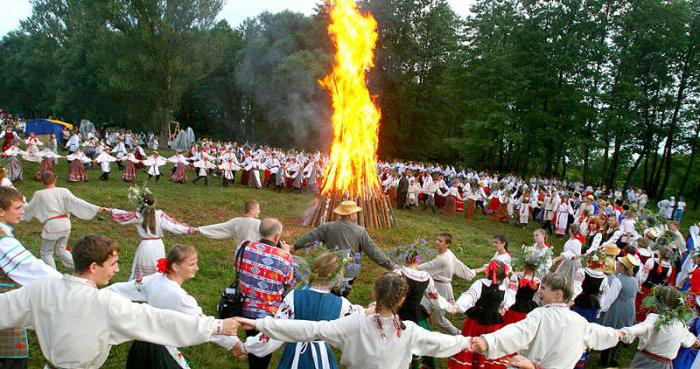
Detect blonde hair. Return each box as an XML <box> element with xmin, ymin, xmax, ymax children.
<box><xmin>310</xmin><ymin>252</ymin><xmax>340</xmax><ymax>281</ymax></box>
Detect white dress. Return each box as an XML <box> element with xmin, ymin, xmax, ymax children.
<box><xmin>109</xmin><ymin>209</ymin><xmax>193</xmax><ymax>280</ymax></box>
<box><xmin>109</xmin><ymin>273</ymin><xmax>238</xmax><ymax>368</ymax></box>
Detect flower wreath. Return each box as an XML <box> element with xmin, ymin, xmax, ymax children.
<box><xmin>386</xmin><ymin>239</ymin><xmax>435</xmax><ymax>266</ymax></box>
<box><xmin>127</xmin><ymin>183</ymin><xmax>153</xmax><ymax>213</ymax></box>
<box><xmin>292</xmin><ymin>241</ymin><xmax>359</xmax><ymax>288</ymax></box>
<box><xmin>641</xmin><ymin>286</ymin><xmax>693</xmax><ymax>329</ymax></box>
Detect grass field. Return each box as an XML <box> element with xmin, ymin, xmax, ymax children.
<box><xmin>9</xmin><ymin>156</ymin><xmax>699</xmax><ymax>369</ymax></box>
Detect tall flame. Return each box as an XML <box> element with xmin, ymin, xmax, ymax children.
<box><xmin>320</xmin><ymin>0</ymin><xmax>381</xmax><ymax>199</ymax></box>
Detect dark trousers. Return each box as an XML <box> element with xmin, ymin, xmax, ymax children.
<box><xmin>422</xmin><ymin>194</ymin><xmax>436</xmax><ymax>213</ymax></box>
<box><xmin>396</xmin><ymin>191</ymin><xmax>408</xmax><ymax>209</ymax></box>
<box><xmin>0</xmin><ymin>358</ymin><xmax>28</xmax><ymax>369</ymax></box>
<box><xmin>193</xmin><ymin>175</ymin><xmax>208</xmax><ymax>185</ymax></box>
<box><xmin>147</xmin><ymin>174</ymin><xmax>161</xmax><ymax>182</ymax></box>
<box><xmin>100</xmin><ymin>172</ymin><xmax>109</xmax><ymax>181</ymax></box>
<box><xmin>245</xmin><ymin>329</ymin><xmax>272</xmax><ymax>369</ymax></box>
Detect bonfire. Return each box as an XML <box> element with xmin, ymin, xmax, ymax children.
<box><xmin>304</xmin><ymin>0</ymin><xmax>395</xmax><ymax>229</ymax></box>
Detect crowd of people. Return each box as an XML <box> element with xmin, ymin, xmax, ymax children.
<box><xmin>0</xmin><ymin>123</ymin><xmax>699</xmax><ymax>369</ymax></box>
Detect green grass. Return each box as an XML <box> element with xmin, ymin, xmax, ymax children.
<box><xmin>9</xmin><ymin>156</ymin><xmax>698</xmax><ymax>369</ymax></box>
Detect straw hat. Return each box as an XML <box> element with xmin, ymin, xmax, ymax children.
<box><xmin>602</xmin><ymin>243</ymin><xmax>621</xmax><ymax>257</ymax></box>
<box><xmin>617</xmin><ymin>254</ymin><xmax>641</xmax><ymax>272</ymax></box>
<box><xmin>333</xmin><ymin>201</ymin><xmax>362</xmax><ymax>216</ymax></box>
<box><xmin>602</xmin><ymin>256</ymin><xmax>616</xmax><ymax>275</ymax></box>
<box><xmin>586</xmin><ymin>195</ymin><xmax>595</xmax><ymax>201</ymax></box>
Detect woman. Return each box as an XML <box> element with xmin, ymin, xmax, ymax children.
<box><xmin>635</xmin><ymin>246</ymin><xmax>674</xmax><ymax>323</ymax></box>
<box><xmin>571</xmin><ymin>253</ymin><xmax>608</xmax><ymax>368</ymax></box>
<box><xmin>0</xmin><ymin>168</ymin><xmax>15</xmax><ymax>188</ymax></box>
<box><xmin>240</xmin><ymin>251</ymin><xmax>364</xmax><ymax>369</ymax></box>
<box><xmin>3</xmin><ymin>144</ymin><xmax>24</xmax><ymax>181</ymax></box>
<box><xmin>529</xmin><ymin>229</ymin><xmax>552</xmax><ymax>278</ymax></box>
<box><xmin>464</xmin><ymin>183</ymin><xmax>477</xmax><ymax>221</ymax></box>
<box><xmin>554</xmin><ymin>194</ymin><xmax>574</xmax><ymax>236</ymax></box>
<box><xmin>236</xmin><ymin>272</ymin><xmax>471</xmax><ymax>369</ymax></box>
<box><xmin>584</xmin><ymin>216</ymin><xmax>604</xmax><ymax>255</ymax></box>
<box><xmin>109</xmin><ymin>189</ymin><xmax>195</xmax><ymax>280</ymax></box>
<box><xmin>109</xmin><ymin>245</ymin><xmax>238</xmax><ymax>369</ymax></box>
<box><xmin>168</xmin><ymin>152</ymin><xmax>189</xmax><ymax>183</ymax></box>
<box><xmin>599</xmin><ymin>254</ymin><xmax>640</xmax><ymax>367</ymax></box>
<box><xmin>34</xmin><ymin>147</ymin><xmax>60</xmax><ymax>181</ymax></box>
<box><xmin>122</xmin><ymin>151</ymin><xmax>140</xmax><ymax>182</ymax></box>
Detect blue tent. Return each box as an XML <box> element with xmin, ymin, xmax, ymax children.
<box><xmin>25</xmin><ymin>119</ymin><xmax>73</xmax><ymax>142</ymax></box>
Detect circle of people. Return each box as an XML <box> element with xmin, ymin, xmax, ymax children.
<box><xmin>1</xmin><ymin>160</ymin><xmax>700</xmax><ymax>369</ymax></box>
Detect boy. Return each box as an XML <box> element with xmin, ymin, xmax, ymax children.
<box><xmin>418</xmin><ymin>233</ymin><xmax>476</xmax><ymax>335</ymax></box>
<box><xmin>471</xmin><ymin>273</ymin><xmax>622</xmax><ymax>369</ymax></box>
<box><xmin>0</xmin><ymin>186</ymin><xmax>61</xmax><ymax>369</ymax></box>
<box><xmin>0</xmin><ymin>235</ymin><xmax>240</xmax><ymax>369</ymax></box>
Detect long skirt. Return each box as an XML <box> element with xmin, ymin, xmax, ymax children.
<box><xmin>494</xmin><ymin>204</ymin><xmax>509</xmax><ymax>222</ymax></box>
<box><xmin>123</xmin><ymin>161</ymin><xmax>136</xmax><ymax>182</ymax></box>
<box><xmin>465</xmin><ymin>199</ymin><xmax>476</xmax><ymax>220</ymax></box>
<box><xmin>7</xmin><ymin>157</ymin><xmax>22</xmax><ymax>181</ymax></box>
<box><xmin>129</xmin><ymin>239</ymin><xmax>165</xmax><ymax>281</ymax></box>
<box><xmin>35</xmin><ymin>158</ymin><xmax>54</xmax><ymax>181</ymax></box>
<box><xmin>411</xmin><ymin>318</ymin><xmax>436</xmax><ymax>369</ymax></box>
<box><xmin>554</xmin><ymin>212</ymin><xmax>569</xmax><ymax>235</ymax></box>
<box><xmin>485</xmin><ymin>197</ymin><xmax>500</xmax><ymax>215</ymax></box>
<box><xmin>435</xmin><ymin>194</ymin><xmax>446</xmax><ymax>208</ymax></box>
<box><xmin>456</xmin><ymin>198</ymin><xmax>464</xmax><ymax>212</ymax></box>
<box><xmin>636</xmin><ymin>285</ymin><xmax>653</xmax><ymax>323</ymax></box>
<box><xmin>629</xmin><ymin>351</ymin><xmax>672</xmax><ymax>369</ymax></box>
<box><xmin>67</xmin><ymin>160</ymin><xmax>87</xmax><ymax>182</ymax></box>
<box><xmin>126</xmin><ymin>340</ymin><xmax>186</xmax><ymax>369</ymax></box>
<box><xmin>442</xmin><ymin>195</ymin><xmax>457</xmax><ymax>216</ymax></box>
<box><xmin>449</xmin><ymin>318</ymin><xmax>506</xmax><ymax>369</ymax></box>
<box><xmin>241</xmin><ymin>170</ymin><xmax>250</xmax><ymax>185</ymax></box>
<box><xmin>170</xmin><ymin>163</ymin><xmax>187</xmax><ymax>183</ymax></box>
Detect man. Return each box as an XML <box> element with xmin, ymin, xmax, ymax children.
<box><xmin>293</xmin><ymin>200</ymin><xmax>395</xmax><ymax>296</ymax></box>
<box><xmin>198</xmin><ymin>200</ymin><xmax>261</xmax><ymax>250</ymax></box>
<box><xmin>0</xmin><ymin>187</ymin><xmax>61</xmax><ymax>369</ymax></box>
<box><xmin>0</xmin><ymin>235</ymin><xmax>239</xmax><ymax>369</ymax></box>
<box><xmin>470</xmin><ymin>273</ymin><xmax>622</xmax><ymax>369</ymax></box>
<box><xmin>65</xmin><ymin>131</ymin><xmax>80</xmax><ymax>154</ymax></box>
<box><xmin>396</xmin><ymin>171</ymin><xmax>409</xmax><ymax>210</ymax></box>
<box><xmin>237</xmin><ymin>218</ymin><xmax>294</xmax><ymax>369</ymax></box>
<box><xmin>22</xmin><ymin>172</ymin><xmax>104</xmax><ymax>270</ymax></box>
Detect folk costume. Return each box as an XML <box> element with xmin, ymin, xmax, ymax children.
<box><xmin>0</xmin><ymin>129</ymin><xmax>19</xmax><ymax>152</ymax></box>
<box><xmin>192</xmin><ymin>157</ymin><xmax>216</xmax><ymax>186</ymax></box>
<box><xmin>122</xmin><ymin>153</ymin><xmax>139</xmax><ymax>182</ymax></box>
<box><xmin>34</xmin><ymin>149</ymin><xmax>60</xmax><ymax>181</ymax></box>
<box><xmin>22</xmin><ymin>135</ymin><xmax>43</xmax><ymax>162</ymax></box>
<box><xmin>144</xmin><ymin>153</ymin><xmax>167</xmax><ymax>182</ymax></box>
<box><xmin>481</xmin><ymin>303</ymin><xmax>620</xmax><ymax>369</ymax></box>
<box><xmin>109</xmin><ymin>209</ymin><xmax>194</xmax><ymax>280</ymax></box>
<box><xmin>95</xmin><ymin>151</ymin><xmax>118</xmax><ymax>181</ymax></box>
<box><xmin>109</xmin><ymin>273</ymin><xmax>239</xmax><ymax>369</ymax></box>
<box><xmin>3</xmin><ymin>146</ymin><xmax>24</xmax><ymax>182</ymax></box>
<box><xmin>0</xmin><ymin>221</ymin><xmax>61</xmax><ymax>367</ymax></box>
<box><xmin>167</xmin><ymin>154</ymin><xmax>189</xmax><ymax>184</ymax></box>
<box><xmin>622</xmin><ymin>314</ymin><xmax>698</xmax><ymax>369</ymax></box>
<box><xmin>0</xmin><ymin>274</ymin><xmax>229</xmax><ymax>369</ymax></box>
<box><xmin>22</xmin><ymin>187</ymin><xmax>101</xmax><ymax>269</ymax></box>
<box><xmin>66</xmin><ymin>150</ymin><xmax>91</xmax><ymax>182</ymax></box>
<box><xmin>253</xmin><ymin>312</ymin><xmax>471</xmax><ymax>369</ymax></box>
<box><xmin>418</xmin><ymin>249</ymin><xmax>476</xmax><ymax>335</ymax></box>
<box><xmin>636</xmin><ymin>256</ymin><xmax>673</xmax><ymax>322</ymax></box>
<box><xmin>198</xmin><ymin>216</ymin><xmax>261</xmax><ymax>251</ymax></box>
<box><xmin>244</xmin><ymin>288</ymin><xmax>363</xmax><ymax>369</ymax></box>
<box><xmin>554</xmin><ymin>201</ymin><xmax>574</xmax><ymax>235</ymax></box>
<box><xmin>502</xmin><ymin>272</ymin><xmax>540</xmax><ymax>324</ymax></box>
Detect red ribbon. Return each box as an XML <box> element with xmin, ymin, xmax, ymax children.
<box><xmin>485</xmin><ymin>260</ymin><xmax>501</xmax><ymax>284</ymax></box>
<box><xmin>157</xmin><ymin>258</ymin><xmax>169</xmax><ymax>273</ymax></box>
<box><xmin>575</xmin><ymin>233</ymin><xmax>586</xmax><ymax>244</ymax></box>
<box><xmin>519</xmin><ymin>276</ymin><xmax>538</xmax><ymax>289</ymax></box>
<box><xmin>657</xmin><ymin>260</ymin><xmax>663</xmax><ymax>274</ymax></box>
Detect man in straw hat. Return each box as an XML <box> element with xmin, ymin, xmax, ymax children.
<box><xmin>294</xmin><ymin>200</ymin><xmax>395</xmax><ymax>297</ymax></box>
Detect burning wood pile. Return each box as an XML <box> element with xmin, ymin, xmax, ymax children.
<box><xmin>303</xmin><ymin>0</ymin><xmax>395</xmax><ymax>229</ymax></box>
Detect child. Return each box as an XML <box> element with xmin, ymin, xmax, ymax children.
<box><xmin>235</xmin><ymin>272</ymin><xmax>472</xmax><ymax>369</ymax></box>
<box><xmin>418</xmin><ymin>233</ymin><xmax>476</xmax><ymax>335</ymax></box>
<box><xmin>167</xmin><ymin>152</ymin><xmax>189</xmax><ymax>184</ymax></box>
<box><xmin>622</xmin><ymin>286</ymin><xmax>699</xmax><ymax>368</ymax></box>
<box><xmin>502</xmin><ymin>256</ymin><xmax>540</xmax><ymax>324</ymax></box>
<box><xmin>144</xmin><ymin>151</ymin><xmax>167</xmax><ymax>182</ymax></box>
<box><xmin>66</xmin><ymin>148</ymin><xmax>91</xmax><ymax>182</ymax></box>
<box><xmin>94</xmin><ymin>148</ymin><xmax>117</xmax><ymax>181</ymax></box>
<box><xmin>449</xmin><ymin>260</ymin><xmax>513</xmax><ymax>369</ymax></box>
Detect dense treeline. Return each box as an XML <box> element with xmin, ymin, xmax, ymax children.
<box><xmin>0</xmin><ymin>0</ymin><xmax>698</xmax><ymax>200</ymax></box>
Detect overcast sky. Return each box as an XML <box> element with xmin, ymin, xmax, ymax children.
<box><xmin>0</xmin><ymin>0</ymin><xmax>473</xmax><ymax>37</ymax></box>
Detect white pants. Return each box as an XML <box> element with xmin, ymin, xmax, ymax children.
<box><xmin>41</xmin><ymin>236</ymin><xmax>74</xmax><ymax>270</ymax></box>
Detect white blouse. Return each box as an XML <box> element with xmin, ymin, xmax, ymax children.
<box><xmin>621</xmin><ymin>313</ymin><xmax>697</xmax><ymax>359</ymax></box>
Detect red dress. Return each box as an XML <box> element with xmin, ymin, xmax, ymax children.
<box><xmin>123</xmin><ymin>160</ymin><xmax>137</xmax><ymax>182</ymax></box>
<box><xmin>635</xmin><ymin>261</ymin><xmax>671</xmax><ymax>322</ymax></box>
<box><xmin>502</xmin><ymin>275</ymin><xmax>539</xmax><ymax>324</ymax></box>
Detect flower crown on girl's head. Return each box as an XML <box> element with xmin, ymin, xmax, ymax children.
<box><xmin>292</xmin><ymin>241</ymin><xmax>360</xmax><ymax>288</ymax></box>
<box><xmin>127</xmin><ymin>183</ymin><xmax>153</xmax><ymax>213</ymax></box>
<box><xmin>512</xmin><ymin>244</ymin><xmax>551</xmax><ymax>272</ymax></box>
<box><xmin>386</xmin><ymin>239</ymin><xmax>435</xmax><ymax>266</ymax></box>
<box><xmin>642</xmin><ymin>286</ymin><xmax>692</xmax><ymax>329</ymax></box>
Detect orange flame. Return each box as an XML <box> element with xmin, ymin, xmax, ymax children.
<box><xmin>320</xmin><ymin>0</ymin><xmax>381</xmax><ymax>199</ymax></box>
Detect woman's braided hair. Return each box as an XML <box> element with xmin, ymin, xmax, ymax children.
<box><xmin>374</xmin><ymin>272</ymin><xmax>409</xmax><ymax>330</ymax></box>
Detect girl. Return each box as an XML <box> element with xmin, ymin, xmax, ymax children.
<box><xmin>167</xmin><ymin>152</ymin><xmax>189</xmax><ymax>184</ymax></box>
<box><xmin>622</xmin><ymin>286</ymin><xmax>699</xmax><ymax>368</ymax></box>
<box><xmin>502</xmin><ymin>256</ymin><xmax>540</xmax><ymax>324</ymax></box>
<box><xmin>109</xmin><ymin>245</ymin><xmax>238</xmax><ymax>369</ymax></box>
<box><xmin>34</xmin><ymin>147</ymin><xmax>60</xmax><ymax>181</ymax></box>
<box><xmin>554</xmin><ymin>194</ymin><xmax>574</xmax><ymax>236</ymax></box>
<box><xmin>636</xmin><ymin>246</ymin><xmax>674</xmax><ymax>322</ymax></box>
<box><xmin>239</xmin><ymin>252</ymin><xmax>364</xmax><ymax>369</ymax></box>
<box><xmin>122</xmin><ymin>151</ymin><xmax>140</xmax><ymax>182</ymax></box>
<box><xmin>530</xmin><ymin>229</ymin><xmax>552</xmax><ymax>278</ymax></box>
<box><xmin>449</xmin><ymin>260</ymin><xmax>513</xmax><ymax>369</ymax></box>
<box><xmin>571</xmin><ymin>253</ymin><xmax>609</xmax><ymax>368</ymax></box>
<box><xmin>584</xmin><ymin>216</ymin><xmax>604</xmax><ymax>255</ymax></box>
<box><xmin>66</xmin><ymin>148</ymin><xmax>91</xmax><ymax>182</ymax></box>
<box><xmin>599</xmin><ymin>254</ymin><xmax>640</xmax><ymax>367</ymax></box>
<box><xmin>109</xmin><ymin>189</ymin><xmax>195</xmax><ymax>280</ymax></box>
<box><xmin>518</xmin><ymin>192</ymin><xmax>530</xmax><ymax>228</ymax></box>
<box><xmin>3</xmin><ymin>144</ymin><xmax>24</xmax><ymax>181</ymax></box>
<box><xmin>0</xmin><ymin>168</ymin><xmax>15</xmax><ymax>188</ymax></box>
<box><xmin>236</xmin><ymin>272</ymin><xmax>472</xmax><ymax>369</ymax></box>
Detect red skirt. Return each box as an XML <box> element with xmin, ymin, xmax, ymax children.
<box><xmin>465</xmin><ymin>199</ymin><xmax>476</xmax><ymax>220</ymax></box>
<box><xmin>123</xmin><ymin>161</ymin><xmax>136</xmax><ymax>182</ymax></box>
<box><xmin>456</xmin><ymin>198</ymin><xmax>464</xmax><ymax>212</ymax></box>
<box><xmin>485</xmin><ymin>197</ymin><xmax>500</xmax><ymax>215</ymax></box>
<box><xmin>442</xmin><ymin>195</ymin><xmax>457</xmax><ymax>216</ymax></box>
<box><xmin>635</xmin><ymin>285</ymin><xmax>652</xmax><ymax>323</ymax></box>
<box><xmin>449</xmin><ymin>318</ymin><xmax>506</xmax><ymax>369</ymax></box>
<box><xmin>170</xmin><ymin>163</ymin><xmax>187</xmax><ymax>183</ymax></box>
<box><xmin>264</xmin><ymin>170</ymin><xmax>271</xmax><ymax>185</ymax></box>
<box><xmin>435</xmin><ymin>194</ymin><xmax>446</xmax><ymax>208</ymax></box>
<box><xmin>502</xmin><ymin>310</ymin><xmax>528</xmax><ymax>325</ymax></box>
<box><xmin>67</xmin><ymin>160</ymin><xmax>87</xmax><ymax>182</ymax></box>
<box><xmin>494</xmin><ymin>204</ymin><xmax>509</xmax><ymax>222</ymax></box>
